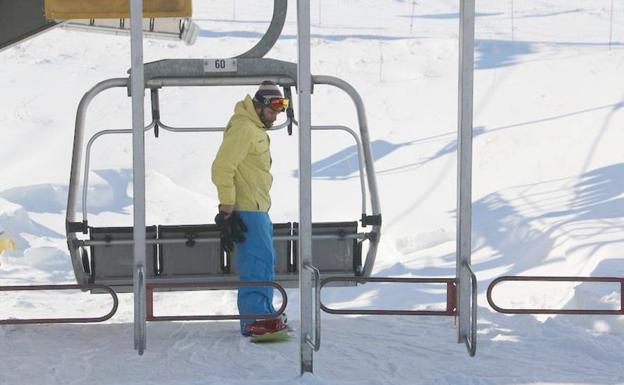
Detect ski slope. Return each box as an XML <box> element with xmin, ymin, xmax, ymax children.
<box><xmin>1</xmin><ymin>1</ymin><xmax>624</xmax><ymax>384</ymax></box>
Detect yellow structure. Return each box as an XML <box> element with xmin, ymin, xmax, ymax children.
<box><xmin>45</xmin><ymin>0</ymin><xmax>192</xmax><ymax>20</ymax></box>
<box><xmin>0</xmin><ymin>231</ymin><xmax>16</xmax><ymax>254</ymax></box>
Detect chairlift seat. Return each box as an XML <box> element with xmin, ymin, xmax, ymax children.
<box><xmin>89</xmin><ymin>226</ymin><xmax>158</xmax><ymax>283</ymax></box>
<box><xmin>158</xmin><ymin>224</ymin><xmax>224</xmax><ymax>277</ymax></box>
<box><xmin>293</xmin><ymin>221</ymin><xmax>362</xmax><ymax>276</ymax></box>
<box><xmin>85</xmin><ymin>221</ymin><xmax>361</xmax><ymax>291</ymax></box>
<box><xmin>228</xmin><ymin>222</ymin><xmax>293</xmax><ymax>275</ymax></box>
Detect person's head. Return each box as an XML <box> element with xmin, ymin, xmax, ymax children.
<box><xmin>252</xmin><ymin>80</ymin><xmax>289</xmax><ymax>128</ymax></box>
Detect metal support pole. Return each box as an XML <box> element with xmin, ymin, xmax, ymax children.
<box><xmin>297</xmin><ymin>0</ymin><xmax>314</xmax><ymax>374</ymax></box>
<box><xmin>130</xmin><ymin>0</ymin><xmax>147</xmax><ymax>355</ymax></box>
<box><xmin>609</xmin><ymin>0</ymin><xmax>614</xmax><ymax>49</ymax></box>
<box><xmin>457</xmin><ymin>0</ymin><xmax>475</xmax><ymax>348</ymax></box>
<box><xmin>510</xmin><ymin>0</ymin><xmax>515</xmax><ymax>42</ymax></box>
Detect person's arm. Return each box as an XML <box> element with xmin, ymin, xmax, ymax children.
<box><xmin>211</xmin><ymin>122</ymin><xmax>253</xmax><ymax>213</ymax></box>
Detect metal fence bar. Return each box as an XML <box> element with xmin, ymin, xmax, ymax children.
<box><xmin>304</xmin><ymin>263</ymin><xmax>321</xmax><ymax>351</ymax></box>
<box><xmin>463</xmin><ymin>263</ymin><xmax>477</xmax><ymax>357</ymax></box>
<box><xmin>457</xmin><ymin>0</ymin><xmax>475</xmax><ymax>354</ymax></box>
<box><xmin>320</xmin><ymin>277</ymin><xmax>457</xmax><ymax>316</ymax></box>
<box><xmin>0</xmin><ymin>284</ymin><xmax>118</xmax><ymax>325</ymax></box>
<box><xmin>145</xmin><ymin>281</ymin><xmax>287</xmax><ymax>321</ymax></box>
<box><xmin>129</xmin><ymin>0</ymin><xmax>147</xmax><ymax>356</ymax></box>
<box><xmin>297</xmin><ymin>0</ymin><xmax>314</xmax><ymax>373</ymax></box>
<box><xmin>79</xmin><ymin>232</ymin><xmax>367</xmax><ymax>247</ymax></box>
<box><xmin>487</xmin><ymin>276</ymin><xmax>624</xmax><ymax>315</ymax></box>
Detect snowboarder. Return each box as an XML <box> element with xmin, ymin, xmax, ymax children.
<box><xmin>212</xmin><ymin>80</ymin><xmax>289</xmax><ymax>337</ymax></box>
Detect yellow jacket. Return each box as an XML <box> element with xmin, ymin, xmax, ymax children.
<box><xmin>212</xmin><ymin>95</ymin><xmax>273</xmax><ymax>211</ymax></box>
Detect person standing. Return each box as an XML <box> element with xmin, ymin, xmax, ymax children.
<box><xmin>212</xmin><ymin>80</ymin><xmax>289</xmax><ymax>336</ymax></box>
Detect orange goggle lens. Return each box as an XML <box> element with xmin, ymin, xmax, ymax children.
<box><xmin>269</xmin><ymin>98</ymin><xmax>289</xmax><ymax>112</ymax></box>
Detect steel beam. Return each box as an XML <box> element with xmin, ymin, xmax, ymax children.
<box><xmin>130</xmin><ymin>0</ymin><xmax>147</xmax><ymax>355</ymax></box>
<box><xmin>296</xmin><ymin>0</ymin><xmax>314</xmax><ymax>374</ymax></box>
<box><xmin>457</xmin><ymin>0</ymin><xmax>476</xmax><ymax>351</ymax></box>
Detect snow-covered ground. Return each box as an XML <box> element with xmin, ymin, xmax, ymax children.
<box><xmin>1</xmin><ymin>0</ymin><xmax>624</xmax><ymax>384</ymax></box>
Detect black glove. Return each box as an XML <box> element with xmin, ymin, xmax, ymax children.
<box><xmin>214</xmin><ymin>211</ymin><xmax>248</xmax><ymax>253</ymax></box>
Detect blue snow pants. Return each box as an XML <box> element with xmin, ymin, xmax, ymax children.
<box><xmin>235</xmin><ymin>211</ymin><xmax>276</xmax><ymax>335</ymax></box>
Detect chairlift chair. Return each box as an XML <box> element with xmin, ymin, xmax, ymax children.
<box><xmin>65</xmin><ymin>57</ymin><xmax>382</xmax><ymax>293</ymax></box>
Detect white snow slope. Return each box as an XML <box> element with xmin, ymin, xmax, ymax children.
<box><xmin>1</xmin><ymin>1</ymin><xmax>624</xmax><ymax>384</ymax></box>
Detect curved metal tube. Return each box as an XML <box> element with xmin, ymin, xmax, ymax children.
<box><xmin>320</xmin><ymin>277</ymin><xmax>457</xmax><ymax>316</ymax></box>
<box><xmin>236</xmin><ymin>0</ymin><xmax>288</xmax><ymax>59</ymax></box>
<box><xmin>487</xmin><ymin>276</ymin><xmax>624</xmax><ymax>315</ymax></box>
<box><xmin>312</xmin><ymin>75</ymin><xmax>381</xmax><ymax>277</ymax></box>
<box><xmin>145</xmin><ymin>281</ymin><xmax>288</xmax><ymax>321</ymax></box>
<box><xmin>134</xmin><ymin>266</ymin><xmax>146</xmax><ymax>355</ymax></box>
<box><xmin>304</xmin><ymin>263</ymin><xmax>321</xmax><ymax>351</ymax></box>
<box><xmin>157</xmin><ymin>118</ymin><xmax>291</xmax><ymax>133</ymax></box>
<box><xmin>82</xmin><ymin>122</ymin><xmax>155</xmax><ymax>222</ymax></box>
<box><xmin>67</xmin><ymin>78</ymin><xmax>128</xmax><ymax>286</ymax></box>
<box><xmin>0</xmin><ymin>284</ymin><xmax>118</xmax><ymax>325</ymax></box>
<box><xmin>311</xmin><ymin>125</ymin><xmax>367</xmax><ymax>215</ymax></box>
<box><xmin>463</xmin><ymin>262</ymin><xmax>477</xmax><ymax>357</ymax></box>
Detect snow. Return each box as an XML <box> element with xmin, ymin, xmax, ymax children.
<box><xmin>1</xmin><ymin>0</ymin><xmax>624</xmax><ymax>384</ymax></box>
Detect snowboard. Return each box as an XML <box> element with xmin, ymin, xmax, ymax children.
<box><xmin>250</xmin><ymin>328</ymin><xmax>291</xmax><ymax>343</ymax></box>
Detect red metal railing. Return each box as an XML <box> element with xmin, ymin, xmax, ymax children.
<box><xmin>320</xmin><ymin>277</ymin><xmax>457</xmax><ymax>316</ymax></box>
<box><xmin>487</xmin><ymin>276</ymin><xmax>624</xmax><ymax>315</ymax></box>
<box><xmin>146</xmin><ymin>281</ymin><xmax>288</xmax><ymax>321</ymax></box>
<box><xmin>0</xmin><ymin>284</ymin><xmax>118</xmax><ymax>324</ymax></box>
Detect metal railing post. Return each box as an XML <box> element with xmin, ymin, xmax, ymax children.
<box><xmin>457</xmin><ymin>0</ymin><xmax>476</xmax><ymax>356</ymax></box>
<box><xmin>297</xmin><ymin>0</ymin><xmax>314</xmax><ymax>374</ymax></box>
<box><xmin>130</xmin><ymin>0</ymin><xmax>147</xmax><ymax>356</ymax></box>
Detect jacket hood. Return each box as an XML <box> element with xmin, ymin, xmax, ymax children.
<box><xmin>232</xmin><ymin>95</ymin><xmax>264</xmax><ymax>129</ymax></box>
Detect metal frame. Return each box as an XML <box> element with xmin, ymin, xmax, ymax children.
<box><xmin>237</xmin><ymin>0</ymin><xmax>288</xmax><ymax>59</ymax></box>
<box><xmin>65</xmin><ymin>60</ymin><xmax>381</xmax><ymax>291</ymax></box>
<box><xmin>487</xmin><ymin>276</ymin><xmax>624</xmax><ymax>315</ymax></box>
<box><xmin>0</xmin><ymin>284</ymin><xmax>118</xmax><ymax>325</ymax></box>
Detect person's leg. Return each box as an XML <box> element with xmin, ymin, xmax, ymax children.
<box><xmin>236</xmin><ymin>212</ymin><xmax>276</xmax><ymax>335</ymax></box>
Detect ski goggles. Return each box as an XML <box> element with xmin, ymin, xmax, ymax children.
<box><xmin>266</xmin><ymin>97</ymin><xmax>289</xmax><ymax>112</ymax></box>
